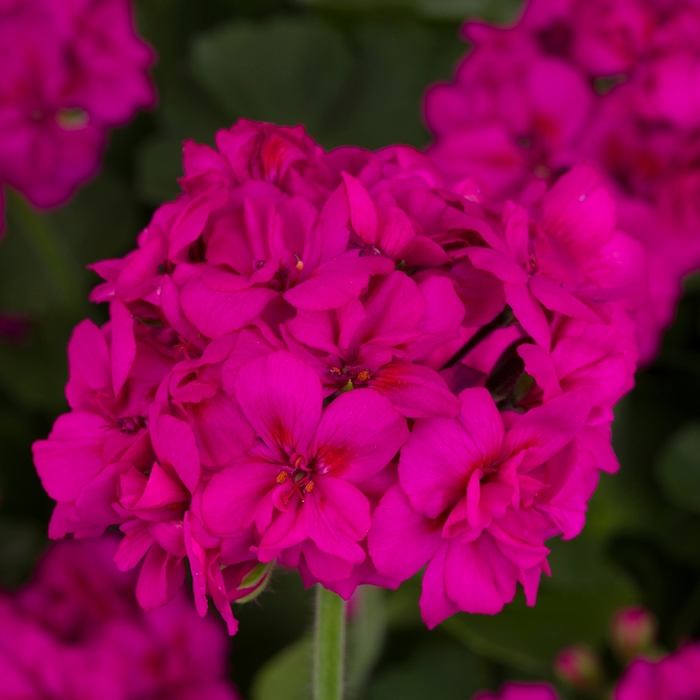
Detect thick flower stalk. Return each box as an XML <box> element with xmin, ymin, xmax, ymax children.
<box><xmin>0</xmin><ymin>0</ymin><xmax>155</xmax><ymax>224</ymax></box>
<box><xmin>0</xmin><ymin>537</ymin><xmax>240</xmax><ymax>700</ymax></box>
<box><xmin>34</xmin><ymin>119</ymin><xmax>644</xmax><ymax>633</ymax></box>
<box><xmin>425</xmin><ymin>0</ymin><xmax>700</xmax><ymax>363</ymax></box>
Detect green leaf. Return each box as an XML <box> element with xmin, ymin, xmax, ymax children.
<box><xmin>251</xmin><ymin>635</ymin><xmax>313</xmax><ymax>700</ymax></box>
<box><xmin>319</xmin><ymin>21</ymin><xmax>464</xmax><ymax>150</ymax></box>
<box><xmin>655</xmin><ymin>422</ymin><xmax>700</xmax><ymax>514</ymax></box>
<box><xmin>368</xmin><ymin>642</ymin><xmax>484</xmax><ymax>700</ymax></box>
<box><xmin>293</xmin><ymin>0</ymin><xmax>523</xmax><ymax>23</ymax></box>
<box><xmin>191</xmin><ymin>17</ymin><xmax>353</xmax><ymax>134</ymax></box>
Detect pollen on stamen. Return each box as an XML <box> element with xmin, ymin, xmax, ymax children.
<box><xmin>356</xmin><ymin>370</ymin><xmax>371</xmax><ymax>382</ymax></box>
<box><xmin>276</xmin><ymin>472</ymin><xmax>289</xmax><ymax>484</ymax></box>
<box><xmin>294</xmin><ymin>255</ymin><xmax>304</xmax><ymax>272</ymax></box>
<box><xmin>304</xmin><ymin>481</ymin><xmax>314</xmax><ymax>493</ymax></box>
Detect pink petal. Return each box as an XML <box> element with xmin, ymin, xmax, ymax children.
<box><xmin>505</xmin><ymin>283</ymin><xmax>551</xmax><ymax>348</ymax></box>
<box><xmin>302</xmin><ymin>476</ymin><xmax>370</xmax><ymax>562</ymax></box>
<box><xmin>110</xmin><ymin>298</ymin><xmax>137</xmax><ymax>396</ymax></box>
<box><xmin>284</xmin><ymin>255</ymin><xmax>393</xmax><ymax>310</ymax></box>
<box><xmin>541</xmin><ymin>164</ymin><xmax>616</xmax><ymax>256</ymax></box>
<box><xmin>367</xmin><ymin>362</ymin><xmax>460</xmax><ymax>418</ymax></box>
<box><xmin>502</xmin><ymin>392</ymin><xmax>590</xmax><ymax>469</ymax></box>
<box><xmin>399</xmin><ymin>388</ymin><xmax>504</xmax><ymax>519</ymax></box>
<box><xmin>518</xmin><ymin>343</ymin><xmax>562</xmax><ymax>402</ymax></box>
<box><xmin>451</xmin><ymin>259</ymin><xmax>506</xmax><ymax>328</ymax></box>
<box><xmin>361</xmin><ymin>271</ymin><xmax>425</xmax><ymax>345</ymax></box>
<box><xmin>33</xmin><ymin>412</ymin><xmax>110</xmax><ymax>502</ymax></box>
<box><xmin>135</xmin><ymin>544</ymin><xmax>185</xmax><ymax>610</ymax></box>
<box><xmin>529</xmin><ymin>275</ymin><xmax>602</xmax><ymax>323</ymax></box>
<box><xmin>235</xmin><ymin>351</ymin><xmax>322</xmax><ymax>456</ymax></box>
<box><xmin>152</xmin><ymin>414</ymin><xmax>201</xmax><ymax>493</ymax></box>
<box><xmin>444</xmin><ymin>535</ymin><xmax>518</xmax><ymax>615</ymax></box>
<box><xmin>179</xmin><ymin>273</ymin><xmax>277</xmax><ymax>339</ymax></box>
<box><xmin>167</xmin><ymin>190</ymin><xmax>229</xmax><ymax>258</ymax></box>
<box><xmin>419</xmin><ymin>542</ymin><xmax>460</xmax><ymax>629</ymax></box>
<box><xmin>201</xmin><ymin>460</ymin><xmax>278</xmax><ymax>536</ymax></box>
<box><xmin>187</xmin><ymin>392</ymin><xmax>254</xmax><ymax>467</ymax></box>
<box><xmin>342</xmin><ymin>172</ymin><xmax>378</xmax><ymax>245</ymax></box>
<box><xmin>300</xmin><ymin>540</ymin><xmax>356</xmax><ymax>582</ymax></box>
<box><xmin>369</xmin><ymin>484</ymin><xmax>443</xmax><ymax>581</ymax></box>
<box><xmin>65</xmin><ymin>320</ymin><xmax>110</xmax><ymax>409</ymax></box>
<box><xmin>466</xmin><ymin>247</ymin><xmax>528</xmax><ymax>285</ymax></box>
<box><xmin>133</xmin><ymin>463</ymin><xmax>190</xmax><ymax>510</ymax></box>
<box><xmin>313</xmin><ymin>388</ymin><xmax>409</xmax><ymax>483</ymax></box>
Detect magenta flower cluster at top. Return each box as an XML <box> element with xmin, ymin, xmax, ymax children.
<box><xmin>0</xmin><ymin>0</ymin><xmax>154</xmax><ymax>223</ymax></box>
<box><xmin>426</xmin><ymin>0</ymin><xmax>700</xmax><ymax>363</ymax></box>
<box><xmin>0</xmin><ymin>537</ymin><xmax>238</xmax><ymax>700</ymax></box>
<box><xmin>33</xmin><ymin>118</ymin><xmax>645</xmax><ymax>632</ymax></box>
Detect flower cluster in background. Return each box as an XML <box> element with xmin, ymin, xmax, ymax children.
<box><xmin>425</xmin><ymin>0</ymin><xmax>700</xmax><ymax>363</ymax></box>
<box><xmin>475</xmin><ymin>640</ymin><xmax>700</xmax><ymax>700</ymax></box>
<box><xmin>0</xmin><ymin>537</ymin><xmax>239</xmax><ymax>700</ymax></box>
<box><xmin>0</xmin><ymin>0</ymin><xmax>155</xmax><ymax>227</ymax></box>
<box><xmin>33</xmin><ymin>118</ymin><xmax>645</xmax><ymax>632</ymax></box>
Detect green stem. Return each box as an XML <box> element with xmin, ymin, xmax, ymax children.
<box><xmin>313</xmin><ymin>585</ymin><xmax>346</xmax><ymax>700</ymax></box>
<box><xmin>6</xmin><ymin>189</ymin><xmax>83</xmax><ymax>312</ymax></box>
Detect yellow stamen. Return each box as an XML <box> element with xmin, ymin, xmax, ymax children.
<box><xmin>304</xmin><ymin>481</ymin><xmax>315</xmax><ymax>493</ymax></box>
<box><xmin>276</xmin><ymin>472</ymin><xmax>289</xmax><ymax>484</ymax></box>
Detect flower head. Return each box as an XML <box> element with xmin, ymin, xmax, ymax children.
<box><xmin>0</xmin><ymin>0</ymin><xmax>155</xmax><ymax>222</ymax></box>
<box><xmin>35</xmin><ymin>119</ymin><xmax>641</xmax><ymax>633</ymax></box>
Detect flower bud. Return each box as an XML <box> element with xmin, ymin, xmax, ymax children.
<box><xmin>553</xmin><ymin>645</ymin><xmax>604</xmax><ymax>693</ymax></box>
<box><xmin>610</xmin><ymin>605</ymin><xmax>657</xmax><ymax>661</ymax></box>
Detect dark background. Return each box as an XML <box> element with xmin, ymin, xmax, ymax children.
<box><xmin>2</xmin><ymin>1</ymin><xmax>700</xmax><ymax>698</ymax></box>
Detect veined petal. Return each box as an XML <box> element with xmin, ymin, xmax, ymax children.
<box><xmin>235</xmin><ymin>351</ymin><xmax>322</xmax><ymax>455</ymax></box>
<box><xmin>313</xmin><ymin>389</ymin><xmax>409</xmax><ymax>483</ymax></box>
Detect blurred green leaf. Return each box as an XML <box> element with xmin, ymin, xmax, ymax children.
<box><xmin>319</xmin><ymin>20</ymin><xmax>463</xmax><ymax>150</ymax></box>
<box><xmin>0</xmin><ymin>516</ymin><xmax>47</xmax><ymax>588</ymax></box>
<box><xmin>251</xmin><ymin>635</ymin><xmax>313</xmax><ymax>700</ymax></box>
<box><xmin>443</xmin><ymin>575</ymin><xmax>636</xmax><ymax>676</ymax></box>
<box><xmin>655</xmin><ymin>422</ymin><xmax>700</xmax><ymax>514</ymax></box>
<box><xmin>368</xmin><ymin>642</ymin><xmax>484</xmax><ymax>700</ymax></box>
<box><xmin>191</xmin><ymin>17</ymin><xmax>353</xmax><ymax>134</ymax></box>
<box><xmin>294</xmin><ymin>0</ymin><xmax>522</xmax><ymax>23</ymax></box>
<box><xmin>136</xmin><ymin>76</ymin><xmax>231</xmax><ymax>204</ymax></box>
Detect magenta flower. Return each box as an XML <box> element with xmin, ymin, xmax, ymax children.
<box><xmin>615</xmin><ymin>643</ymin><xmax>700</xmax><ymax>700</ymax></box>
<box><xmin>0</xmin><ymin>0</ymin><xmax>155</xmax><ymax>221</ymax></box>
<box><xmin>202</xmin><ymin>351</ymin><xmax>409</xmax><ymax>584</ymax></box>
<box><xmin>369</xmin><ymin>387</ymin><xmax>589</xmax><ymax>625</ymax></box>
<box><xmin>424</xmin><ymin>0</ymin><xmax>700</xmax><ymax>363</ymax></box>
<box><xmin>1</xmin><ymin>538</ymin><xmax>240</xmax><ymax>700</ymax></box>
<box><xmin>34</xmin><ymin>119</ymin><xmax>641</xmax><ymax>632</ymax></box>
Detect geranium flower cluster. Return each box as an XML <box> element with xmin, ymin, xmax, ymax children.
<box><xmin>0</xmin><ymin>0</ymin><xmax>155</xmax><ymax>225</ymax></box>
<box><xmin>425</xmin><ymin>0</ymin><xmax>700</xmax><ymax>363</ymax></box>
<box><xmin>474</xmin><ymin>640</ymin><xmax>700</xmax><ymax>700</ymax></box>
<box><xmin>1</xmin><ymin>537</ymin><xmax>238</xmax><ymax>700</ymax></box>
<box><xmin>34</xmin><ymin>119</ymin><xmax>644</xmax><ymax>632</ymax></box>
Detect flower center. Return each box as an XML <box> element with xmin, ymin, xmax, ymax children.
<box><xmin>276</xmin><ymin>452</ymin><xmax>314</xmax><ymax>503</ymax></box>
<box><xmin>328</xmin><ymin>365</ymin><xmax>371</xmax><ymax>391</ymax></box>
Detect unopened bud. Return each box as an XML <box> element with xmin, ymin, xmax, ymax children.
<box><xmin>610</xmin><ymin>606</ymin><xmax>657</xmax><ymax>661</ymax></box>
<box><xmin>553</xmin><ymin>645</ymin><xmax>604</xmax><ymax>693</ymax></box>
